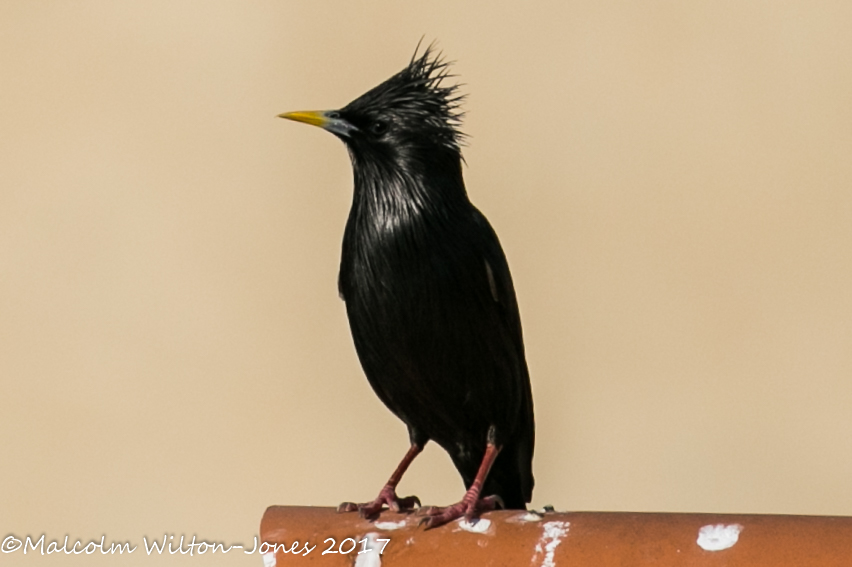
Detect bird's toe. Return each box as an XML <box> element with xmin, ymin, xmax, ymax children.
<box><xmin>337</xmin><ymin>501</ymin><xmax>359</xmax><ymax>513</ymax></box>
<box><xmin>339</xmin><ymin>486</ymin><xmax>421</xmax><ymax>519</ymax></box>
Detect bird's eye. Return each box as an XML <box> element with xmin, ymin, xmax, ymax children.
<box><xmin>371</xmin><ymin>120</ymin><xmax>388</xmax><ymax>136</ymax></box>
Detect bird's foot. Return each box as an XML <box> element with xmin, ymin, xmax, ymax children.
<box><xmin>337</xmin><ymin>484</ymin><xmax>421</xmax><ymax>519</ymax></box>
<box><xmin>417</xmin><ymin>494</ymin><xmax>504</xmax><ymax>529</ymax></box>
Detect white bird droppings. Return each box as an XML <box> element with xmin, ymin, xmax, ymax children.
<box><xmin>533</xmin><ymin>521</ymin><xmax>570</xmax><ymax>567</ymax></box>
<box><xmin>518</xmin><ymin>511</ymin><xmax>544</xmax><ymax>522</ymax></box>
<box><xmin>697</xmin><ymin>524</ymin><xmax>743</xmax><ymax>551</ymax></box>
<box><xmin>354</xmin><ymin>532</ymin><xmax>382</xmax><ymax>567</ymax></box>
<box><xmin>262</xmin><ymin>550</ymin><xmax>277</xmax><ymax>567</ymax></box>
<box><xmin>459</xmin><ymin>518</ymin><xmax>492</xmax><ymax>533</ymax></box>
<box><xmin>374</xmin><ymin>520</ymin><xmax>406</xmax><ymax>531</ymax></box>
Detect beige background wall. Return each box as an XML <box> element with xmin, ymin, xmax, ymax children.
<box><xmin>2</xmin><ymin>1</ymin><xmax>851</xmax><ymax>565</ymax></box>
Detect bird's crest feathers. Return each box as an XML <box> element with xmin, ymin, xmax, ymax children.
<box><xmin>344</xmin><ymin>42</ymin><xmax>466</xmax><ymax>152</ymax></box>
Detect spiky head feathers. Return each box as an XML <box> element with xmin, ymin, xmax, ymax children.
<box><xmin>339</xmin><ymin>45</ymin><xmax>466</xmax><ymax>153</ymax></box>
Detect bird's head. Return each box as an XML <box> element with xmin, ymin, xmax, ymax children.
<box><xmin>280</xmin><ymin>44</ymin><xmax>465</xmax><ymax>172</ymax></box>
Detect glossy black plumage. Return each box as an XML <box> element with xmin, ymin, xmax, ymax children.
<box><xmin>282</xmin><ymin>45</ymin><xmax>534</xmax><ymax>519</ymax></box>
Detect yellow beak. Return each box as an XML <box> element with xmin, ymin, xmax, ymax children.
<box><xmin>278</xmin><ymin>109</ymin><xmax>358</xmax><ymax>138</ymax></box>
<box><xmin>277</xmin><ymin>110</ymin><xmax>329</xmax><ymax>128</ymax></box>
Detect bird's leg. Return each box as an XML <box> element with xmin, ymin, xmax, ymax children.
<box><xmin>337</xmin><ymin>443</ymin><xmax>423</xmax><ymax>518</ymax></box>
<box><xmin>419</xmin><ymin>442</ymin><xmax>504</xmax><ymax>529</ymax></box>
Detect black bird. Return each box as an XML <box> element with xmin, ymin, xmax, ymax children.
<box><xmin>279</xmin><ymin>44</ymin><xmax>534</xmax><ymax>529</ymax></box>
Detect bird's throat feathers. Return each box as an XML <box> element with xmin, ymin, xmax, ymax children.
<box><xmin>348</xmin><ymin>144</ymin><xmax>469</xmax><ymax>235</ymax></box>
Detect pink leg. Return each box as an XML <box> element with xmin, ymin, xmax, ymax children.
<box><xmin>419</xmin><ymin>443</ymin><xmax>504</xmax><ymax>529</ymax></box>
<box><xmin>338</xmin><ymin>443</ymin><xmax>423</xmax><ymax>518</ymax></box>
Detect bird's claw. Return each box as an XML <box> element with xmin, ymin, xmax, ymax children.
<box><xmin>337</xmin><ymin>485</ymin><xmax>421</xmax><ymax>519</ymax></box>
<box><xmin>417</xmin><ymin>494</ymin><xmax>504</xmax><ymax>529</ymax></box>
<box><xmin>336</xmin><ymin>501</ymin><xmax>360</xmax><ymax>513</ymax></box>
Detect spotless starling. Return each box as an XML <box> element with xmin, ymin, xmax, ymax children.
<box><xmin>279</xmin><ymin>44</ymin><xmax>535</xmax><ymax>529</ymax></box>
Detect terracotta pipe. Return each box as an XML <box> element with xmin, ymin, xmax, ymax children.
<box><xmin>259</xmin><ymin>506</ymin><xmax>852</xmax><ymax>566</ymax></box>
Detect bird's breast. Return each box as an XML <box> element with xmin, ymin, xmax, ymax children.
<box><xmin>340</xmin><ymin>210</ymin><xmax>472</xmax><ymax>310</ymax></box>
